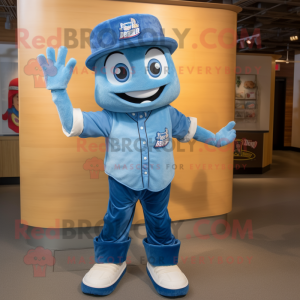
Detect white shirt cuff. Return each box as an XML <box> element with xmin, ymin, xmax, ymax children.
<box><xmin>62</xmin><ymin>108</ymin><xmax>84</xmax><ymax>137</ymax></box>
<box><xmin>178</xmin><ymin>117</ymin><xmax>197</xmax><ymax>143</ymax></box>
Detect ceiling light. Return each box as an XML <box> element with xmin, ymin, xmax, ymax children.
<box><xmin>246</xmin><ymin>39</ymin><xmax>251</xmax><ymax>44</ymax></box>
<box><xmin>290</xmin><ymin>36</ymin><xmax>298</xmax><ymax>41</ymax></box>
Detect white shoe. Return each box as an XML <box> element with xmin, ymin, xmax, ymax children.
<box><xmin>81</xmin><ymin>262</ymin><xmax>126</xmax><ymax>296</ymax></box>
<box><xmin>147</xmin><ymin>262</ymin><xmax>189</xmax><ymax>296</ymax></box>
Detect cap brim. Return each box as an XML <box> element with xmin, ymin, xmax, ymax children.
<box><xmin>85</xmin><ymin>37</ymin><xmax>178</xmax><ymax>70</ymax></box>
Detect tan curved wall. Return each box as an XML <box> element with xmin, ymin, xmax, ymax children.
<box><xmin>18</xmin><ymin>0</ymin><xmax>241</xmax><ymax>228</ymax></box>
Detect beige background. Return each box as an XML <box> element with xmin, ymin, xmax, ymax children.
<box><xmin>18</xmin><ymin>0</ymin><xmax>241</xmax><ymax>228</ymax></box>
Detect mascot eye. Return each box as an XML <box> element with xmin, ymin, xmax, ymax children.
<box><xmin>148</xmin><ymin>59</ymin><xmax>161</xmax><ymax>77</ymax></box>
<box><xmin>105</xmin><ymin>53</ymin><xmax>132</xmax><ymax>85</ymax></box>
<box><xmin>145</xmin><ymin>48</ymin><xmax>168</xmax><ymax>80</ymax></box>
<box><xmin>114</xmin><ymin>63</ymin><xmax>129</xmax><ymax>82</ymax></box>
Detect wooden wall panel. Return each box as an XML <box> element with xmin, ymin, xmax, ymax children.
<box><xmin>262</xmin><ymin>56</ymin><xmax>277</xmax><ymax>167</ymax></box>
<box><xmin>18</xmin><ymin>0</ymin><xmax>240</xmax><ymax>228</ymax></box>
<box><xmin>0</xmin><ymin>136</ymin><xmax>20</xmax><ymax>177</ymax></box>
<box><xmin>0</xmin><ymin>19</ymin><xmax>17</xmax><ymax>44</ymax></box>
<box><xmin>275</xmin><ymin>57</ymin><xmax>294</xmax><ymax>147</ymax></box>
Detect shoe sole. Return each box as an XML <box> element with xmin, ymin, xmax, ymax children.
<box><xmin>146</xmin><ymin>267</ymin><xmax>189</xmax><ymax>297</ymax></box>
<box><xmin>81</xmin><ymin>267</ymin><xmax>126</xmax><ymax>296</ymax></box>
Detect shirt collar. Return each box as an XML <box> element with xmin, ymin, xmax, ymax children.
<box><xmin>127</xmin><ymin>110</ymin><xmax>151</xmax><ymax>122</ymax></box>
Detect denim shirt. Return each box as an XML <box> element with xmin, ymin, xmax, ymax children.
<box><xmin>64</xmin><ymin>105</ymin><xmax>195</xmax><ymax>192</ymax></box>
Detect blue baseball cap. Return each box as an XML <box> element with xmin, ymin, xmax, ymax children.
<box><xmin>85</xmin><ymin>14</ymin><xmax>178</xmax><ymax>70</ymax></box>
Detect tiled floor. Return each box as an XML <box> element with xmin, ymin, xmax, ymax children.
<box><xmin>0</xmin><ymin>150</ymin><xmax>299</xmax><ymax>300</ymax></box>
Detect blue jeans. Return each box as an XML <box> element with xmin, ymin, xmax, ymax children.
<box><xmin>94</xmin><ymin>176</ymin><xmax>180</xmax><ymax>266</ymax></box>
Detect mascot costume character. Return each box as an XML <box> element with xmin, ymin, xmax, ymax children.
<box><xmin>38</xmin><ymin>14</ymin><xmax>236</xmax><ymax>297</ymax></box>
<box><xmin>2</xmin><ymin>78</ymin><xmax>19</xmax><ymax>133</ymax></box>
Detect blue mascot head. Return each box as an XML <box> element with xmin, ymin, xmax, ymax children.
<box><xmin>86</xmin><ymin>14</ymin><xmax>180</xmax><ymax>113</ymax></box>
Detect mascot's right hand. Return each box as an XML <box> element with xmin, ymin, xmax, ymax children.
<box><xmin>37</xmin><ymin>46</ymin><xmax>76</xmax><ymax>91</ymax></box>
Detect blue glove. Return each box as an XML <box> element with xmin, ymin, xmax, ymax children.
<box><xmin>37</xmin><ymin>46</ymin><xmax>76</xmax><ymax>90</ymax></box>
<box><xmin>37</xmin><ymin>46</ymin><xmax>76</xmax><ymax>134</ymax></box>
<box><xmin>193</xmin><ymin>121</ymin><xmax>236</xmax><ymax>148</ymax></box>
<box><xmin>215</xmin><ymin>121</ymin><xmax>236</xmax><ymax>147</ymax></box>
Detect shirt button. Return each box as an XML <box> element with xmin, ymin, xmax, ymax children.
<box><xmin>132</xmin><ymin>113</ymin><xmax>135</xmax><ymax>116</ymax></box>
<box><xmin>140</xmin><ymin>115</ymin><xmax>143</xmax><ymax>119</ymax></box>
<box><xmin>144</xmin><ymin>157</ymin><xmax>147</xmax><ymax>160</ymax></box>
<box><xmin>144</xmin><ymin>171</ymin><xmax>147</xmax><ymax>175</ymax></box>
<box><xmin>140</xmin><ymin>126</ymin><xmax>143</xmax><ymax>130</ymax></box>
<box><xmin>143</xmin><ymin>141</ymin><xmax>146</xmax><ymax>145</ymax></box>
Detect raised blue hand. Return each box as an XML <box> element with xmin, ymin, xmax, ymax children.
<box><xmin>37</xmin><ymin>46</ymin><xmax>77</xmax><ymax>134</ymax></box>
<box><xmin>37</xmin><ymin>46</ymin><xmax>76</xmax><ymax>90</ymax></box>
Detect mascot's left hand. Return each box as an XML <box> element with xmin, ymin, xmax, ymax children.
<box><xmin>215</xmin><ymin>121</ymin><xmax>236</xmax><ymax>147</ymax></box>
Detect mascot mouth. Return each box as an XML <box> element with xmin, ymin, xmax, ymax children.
<box><xmin>115</xmin><ymin>85</ymin><xmax>166</xmax><ymax>104</ymax></box>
